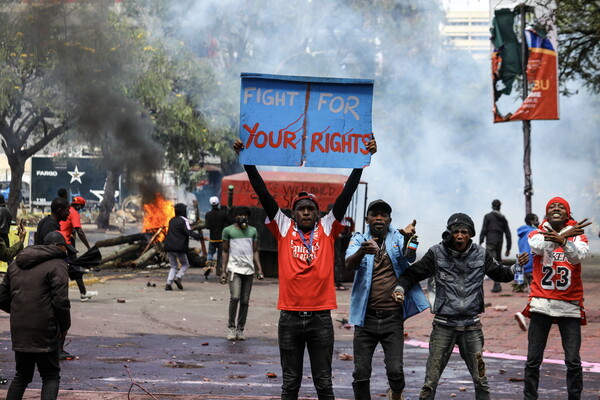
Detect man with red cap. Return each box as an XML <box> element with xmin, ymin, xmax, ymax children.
<box><xmin>233</xmin><ymin>137</ymin><xmax>376</xmax><ymax>400</ymax></box>
<box><xmin>522</xmin><ymin>197</ymin><xmax>591</xmax><ymax>400</ymax></box>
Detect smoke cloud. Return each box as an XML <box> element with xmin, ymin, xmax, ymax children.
<box><xmin>142</xmin><ymin>0</ymin><xmax>598</xmax><ymax>249</ymax></box>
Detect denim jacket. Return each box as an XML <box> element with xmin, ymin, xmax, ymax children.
<box><xmin>347</xmin><ymin>225</ymin><xmax>429</xmax><ymax>327</ymax></box>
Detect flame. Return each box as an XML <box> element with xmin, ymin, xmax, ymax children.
<box><xmin>143</xmin><ymin>193</ymin><xmax>174</xmax><ymax>240</ymax></box>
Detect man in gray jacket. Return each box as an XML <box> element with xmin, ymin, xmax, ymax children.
<box><xmin>0</xmin><ymin>231</ymin><xmax>72</xmax><ymax>399</ymax></box>
<box><xmin>392</xmin><ymin>213</ymin><xmax>528</xmax><ymax>400</ymax></box>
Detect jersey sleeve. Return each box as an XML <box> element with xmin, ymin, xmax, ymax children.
<box><xmin>266</xmin><ymin>209</ymin><xmax>290</xmax><ymax>239</ymax></box>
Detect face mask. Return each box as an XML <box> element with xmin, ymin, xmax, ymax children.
<box><xmin>237</xmin><ymin>217</ymin><xmax>248</xmax><ymax>229</ymax></box>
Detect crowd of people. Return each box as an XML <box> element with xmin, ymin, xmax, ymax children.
<box><xmin>0</xmin><ymin>136</ymin><xmax>594</xmax><ymax>400</ymax></box>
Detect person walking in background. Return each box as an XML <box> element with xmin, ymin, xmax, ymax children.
<box><xmin>522</xmin><ymin>197</ymin><xmax>591</xmax><ymax>400</ymax></box>
<box><xmin>220</xmin><ymin>206</ymin><xmax>264</xmax><ymax>341</ymax></box>
<box><xmin>59</xmin><ymin>195</ymin><xmax>97</xmax><ymax>302</ymax></box>
<box><xmin>203</xmin><ymin>196</ymin><xmax>230</xmax><ymax>277</ymax></box>
<box><xmin>0</xmin><ymin>231</ymin><xmax>72</xmax><ymax>400</ymax></box>
<box><xmin>393</xmin><ymin>213</ymin><xmax>528</xmax><ymax>400</ymax></box>
<box><xmin>163</xmin><ymin>203</ymin><xmax>203</xmax><ymax>291</ymax></box>
<box><xmin>233</xmin><ymin>136</ymin><xmax>376</xmax><ymax>400</ymax></box>
<box><xmin>479</xmin><ymin>199</ymin><xmax>512</xmax><ymax>293</ymax></box>
<box><xmin>0</xmin><ymin>194</ymin><xmax>13</xmax><ymax>247</ymax></box>
<box><xmin>345</xmin><ymin>200</ymin><xmax>428</xmax><ymax>400</ymax></box>
<box><xmin>514</xmin><ymin>213</ymin><xmax>539</xmax><ymax>331</ymax></box>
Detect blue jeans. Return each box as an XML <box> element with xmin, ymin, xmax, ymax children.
<box><xmin>228</xmin><ymin>273</ymin><xmax>254</xmax><ymax>331</ymax></box>
<box><xmin>352</xmin><ymin>310</ymin><xmax>405</xmax><ymax>400</ymax></box>
<box><xmin>207</xmin><ymin>242</ymin><xmax>223</xmax><ymax>265</ymax></box>
<box><xmin>6</xmin><ymin>350</ymin><xmax>60</xmax><ymax>400</ymax></box>
<box><xmin>278</xmin><ymin>310</ymin><xmax>334</xmax><ymax>400</ymax></box>
<box><xmin>420</xmin><ymin>324</ymin><xmax>490</xmax><ymax>400</ymax></box>
<box><xmin>524</xmin><ymin>312</ymin><xmax>582</xmax><ymax>400</ymax></box>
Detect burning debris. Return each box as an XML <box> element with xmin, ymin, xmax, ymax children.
<box><xmin>96</xmin><ymin>194</ymin><xmax>205</xmax><ymax>270</ymax></box>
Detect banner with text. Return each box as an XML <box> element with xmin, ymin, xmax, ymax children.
<box><xmin>239</xmin><ymin>73</ymin><xmax>373</xmax><ymax>168</ymax></box>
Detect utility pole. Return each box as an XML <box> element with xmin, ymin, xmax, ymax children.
<box><xmin>518</xmin><ymin>4</ymin><xmax>533</xmax><ymax>215</ymax></box>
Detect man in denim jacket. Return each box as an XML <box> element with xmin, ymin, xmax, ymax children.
<box><xmin>346</xmin><ymin>199</ymin><xmax>429</xmax><ymax>400</ymax></box>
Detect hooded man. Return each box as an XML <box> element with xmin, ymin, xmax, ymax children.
<box><xmin>0</xmin><ymin>231</ymin><xmax>72</xmax><ymax>399</ymax></box>
<box><xmin>522</xmin><ymin>197</ymin><xmax>591</xmax><ymax>400</ymax></box>
<box><xmin>345</xmin><ymin>199</ymin><xmax>429</xmax><ymax>400</ymax></box>
<box><xmin>392</xmin><ymin>213</ymin><xmax>528</xmax><ymax>400</ymax></box>
<box><xmin>163</xmin><ymin>203</ymin><xmax>203</xmax><ymax>291</ymax></box>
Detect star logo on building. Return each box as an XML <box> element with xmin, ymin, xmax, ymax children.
<box><xmin>67</xmin><ymin>165</ymin><xmax>86</xmax><ymax>184</ymax></box>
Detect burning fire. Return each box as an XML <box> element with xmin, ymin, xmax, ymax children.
<box><xmin>143</xmin><ymin>193</ymin><xmax>175</xmax><ymax>240</ymax></box>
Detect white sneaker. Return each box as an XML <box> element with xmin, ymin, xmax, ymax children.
<box><xmin>515</xmin><ymin>312</ymin><xmax>528</xmax><ymax>331</ymax></box>
<box><xmin>236</xmin><ymin>329</ymin><xmax>245</xmax><ymax>341</ymax></box>
<box><xmin>80</xmin><ymin>291</ymin><xmax>98</xmax><ymax>302</ymax></box>
<box><xmin>226</xmin><ymin>328</ymin><xmax>237</xmax><ymax>341</ymax></box>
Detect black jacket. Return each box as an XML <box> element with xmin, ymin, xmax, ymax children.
<box><xmin>35</xmin><ymin>215</ymin><xmax>61</xmax><ymax>245</ymax></box>
<box><xmin>204</xmin><ymin>208</ymin><xmax>230</xmax><ymax>241</ymax></box>
<box><xmin>163</xmin><ymin>216</ymin><xmax>202</xmax><ymax>253</ymax></box>
<box><xmin>0</xmin><ymin>245</ymin><xmax>71</xmax><ymax>352</ymax></box>
<box><xmin>397</xmin><ymin>241</ymin><xmax>514</xmax><ymax>327</ymax></box>
<box><xmin>479</xmin><ymin>210</ymin><xmax>511</xmax><ymax>251</ymax></box>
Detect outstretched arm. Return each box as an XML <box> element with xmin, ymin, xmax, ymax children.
<box><xmin>232</xmin><ymin>139</ymin><xmax>280</xmax><ymax>220</ymax></box>
<box><xmin>332</xmin><ymin>137</ymin><xmax>377</xmax><ymax>221</ymax></box>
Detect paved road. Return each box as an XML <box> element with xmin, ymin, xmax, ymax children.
<box><xmin>1</xmin><ymin>266</ymin><xmax>599</xmax><ymax>399</ymax></box>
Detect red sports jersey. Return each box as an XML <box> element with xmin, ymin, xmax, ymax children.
<box><xmin>267</xmin><ymin>209</ymin><xmax>343</xmax><ymax>311</ymax></box>
<box><xmin>528</xmin><ymin>228</ymin><xmax>587</xmax><ymax>305</ymax></box>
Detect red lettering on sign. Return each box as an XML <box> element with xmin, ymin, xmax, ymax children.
<box><xmin>310</xmin><ymin>130</ymin><xmax>371</xmax><ymax>154</ymax></box>
<box><xmin>243</xmin><ymin>123</ymin><xmax>259</xmax><ymax>149</ymax></box>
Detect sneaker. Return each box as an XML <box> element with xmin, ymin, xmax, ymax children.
<box><xmin>387</xmin><ymin>388</ymin><xmax>405</xmax><ymax>400</ymax></box>
<box><xmin>0</xmin><ymin>376</ymin><xmax>8</xmax><ymax>385</ymax></box>
<box><xmin>165</xmin><ymin>283</ymin><xmax>173</xmax><ymax>291</ymax></box>
<box><xmin>491</xmin><ymin>282</ymin><xmax>502</xmax><ymax>293</ymax></box>
<box><xmin>515</xmin><ymin>312</ymin><xmax>528</xmax><ymax>331</ymax></box>
<box><xmin>59</xmin><ymin>350</ymin><xmax>75</xmax><ymax>360</ymax></box>
<box><xmin>236</xmin><ymin>329</ymin><xmax>245</xmax><ymax>341</ymax></box>
<box><xmin>173</xmin><ymin>277</ymin><xmax>183</xmax><ymax>290</ymax></box>
<box><xmin>80</xmin><ymin>291</ymin><xmax>98</xmax><ymax>302</ymax></box>
<box><xmin>226</xmin><ymin>328</ymin><xmax>237</xmax><ymax>341</ymax></box>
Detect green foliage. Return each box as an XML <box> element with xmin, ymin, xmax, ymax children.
<box><xmin>554</xmin><ymin>0</ymin><xmax>600</xmax><ymax>94</ymax></box>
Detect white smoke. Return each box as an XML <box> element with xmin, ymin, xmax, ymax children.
<box><xmin>140</xmin><ymin>0</ymin><xmax>599</xmax><ymax>251</ymax></box>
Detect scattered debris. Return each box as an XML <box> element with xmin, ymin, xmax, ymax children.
<box><xmin>117</xmin><ymin>298</ymin><xmax>126</xmax><ymax>303</ymax></box>
<box><xmin>266</xmin><ymin>372</ymin><xmax>277</xmax><ymax>378</ymax></box>
<box><xmin>493</xmin><ymin>305</ymin><xmax>508</xmax><ymax>311</ymax></box>
<box><xmin>338</xmin><ymin>353</ymin><xmax>353</xmax><ymax>361</ymax></box>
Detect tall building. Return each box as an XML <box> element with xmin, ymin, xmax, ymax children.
<box><xmin>443</xmin><ymin>10</ymin><xmax>491</xmax><ymax>59</ymax></box>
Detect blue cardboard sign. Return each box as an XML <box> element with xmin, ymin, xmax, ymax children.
<box><xmin>239</xmin><ymin>73</ymin><xmax>373</xmax><ymax>168</ymax></box>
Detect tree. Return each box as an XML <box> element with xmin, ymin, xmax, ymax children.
<box><xmin>0</xmin><ymin>4</ymin><xmax>76</xmax><ymax>217</ymax></box>
<box><xmin>554</xmin><ymin>0</ymin><xmax>600</xmax><ymax>94</ymax></box>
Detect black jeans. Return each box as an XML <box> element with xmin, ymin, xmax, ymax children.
<box><xmin>6</xmin><ymin>350</ymin><xmax>60</xmax><ymax>400</ymax></box>
<box><xmin>524</xmin><ymin>312</ymin><xmax>582</xmax><ymax>400</ymax></box>
<box><xmin>278</xmin><ymin>310</ymin><xmax>334</xmax><ymax>400</ymax></box>
<box><xmin>352</xmin><ymin>309</ymin><xmax>405</xmax><ymax>400</ymax></box>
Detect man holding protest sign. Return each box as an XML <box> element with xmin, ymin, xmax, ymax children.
<box><xmin>233</xmin><ymin>136</ymin><xmax>376</xmax><ymax>400</ymax></box>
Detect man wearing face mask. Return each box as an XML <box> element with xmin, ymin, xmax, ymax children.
<box><xmin>221</xmin><ymin>206</ymin><xmax>264</xmax><ymax>341</ymax></box>
<box><xmin>346</xmin><ymin>199</ymin><xmax>429</xmax><ymax>400</ymax></box>
<box><xmin>392</xmin><ymin>213</ymin><xmax>528</xmax><ymax>400</ymax></box>
<box><xmin>233</xmin><ymin>137</ymin><xmax>376</xmax><ymax>400</ymax></box>
<box><xmin>522</xmin><ymin>197</ymin><xmax>591</xmax><ymax>400</ymax></box>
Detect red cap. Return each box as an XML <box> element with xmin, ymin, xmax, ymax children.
<box><xmin>546</xmin><ymin>196</ymin><xmax>570</xmax><ymax>217</ymax></box>
<box><xmin>292</xmin><ymin>192</ymin><xmax>319</xmax><ymax>210</ymax></box>
<box><xmin>72</xmin><ymin>196</ymin><xmax>86</xmax><ymax>206</ymax></box>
